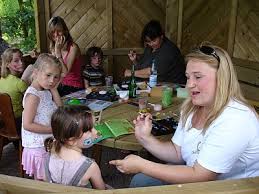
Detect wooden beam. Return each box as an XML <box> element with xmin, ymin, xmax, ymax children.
<box><xmin>165</xmin><ymin>0</ymin><xmax>178</xmax><ymax>43</ymax></box>
<box><xmin>0</xmin><ymin>174</ymin><xmax>87</xmax><ymax>194</ymax></box>
<box><xmin>232</xmin><ymin>57</ymin><xmax>259</xmax><ymax>71</ymax></box>
<box><xmin>177</xmin><ymin>0</ymin><xmax>183</xmax><ymax>49</ymax></box>
<box><xmin>227</xmin><ymin>0</ymin><xmax>238</xmax><ymax>56</ymax></box>
<box><xmin>1</xmin><ymin>174</ymin><xmax>259</xmax><ymax>194</ymax></box>
<box><xmin>106</xmin><ymin>0</ymin><xmax>113</xmax><ymax>75</ymax></box>
<box><xmin>102</xmin><ymin>48</ymin><xmax>144</xmax><ymax>56</ymax></box>
<box><xmin>34</xmin><ymin>0</ymin><xmax>49</xmax><ymax>53</ymax></box>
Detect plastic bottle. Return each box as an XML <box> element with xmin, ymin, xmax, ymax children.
<box><xmin>149</xmin><ymin>59</ymin><xmax>157</xmax><ymax>88</ymax></box>
<box><xmin>129</xmin><ymin>65</ymin><xmax>137</xmax><ymax>98</ymax></box>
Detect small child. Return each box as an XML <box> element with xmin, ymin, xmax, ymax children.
<box><xmin>44</xmin><ymin>105</ymin><xmax>106</xmax><ymax>189</ymax></box>
<box><xmin>83</xmin><ymin>46</ymin><xmax>105</xmax><ymax>88</ymax></box>
<box><xmin>22</xmin><ymin>53</ymin><xmax>63</xmax><ymax>180</ymax></box>
<box><xmin>0</xmin><ymin>48</ymin><xmax>28</xmax><ymax>130</ymax></box>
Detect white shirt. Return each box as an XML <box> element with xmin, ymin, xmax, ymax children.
<box><xmin>172</xmin><ymin>99</ymin><xmax>259</xmax><ymax>180</ymax></box>
<box><xmin>22</xmin><ymin>86</ymin><xmax>57</xmax><ymax>148</ymax></box>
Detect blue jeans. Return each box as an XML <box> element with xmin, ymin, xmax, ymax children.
<box><xmin>130</xmin><ymin>173</ymin><xmax>169</xmax><ymax>188</ymax></box>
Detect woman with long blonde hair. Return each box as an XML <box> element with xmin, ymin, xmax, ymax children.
<box><xmin>110</xmin><ymin>43</ymin><xmax>259</xmax><ymax>187</ymax></box>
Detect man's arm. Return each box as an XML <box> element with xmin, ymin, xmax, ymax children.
<box><xmin>124</xmin><ymin>67</ymin><xmax>151</xmax><ymax>78</ymax></box>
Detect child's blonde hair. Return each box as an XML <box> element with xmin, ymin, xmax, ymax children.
<box><xmin>1</xmin><ymin>48</ymin><xmax>23</xmax><ymax>78</ymax></box>
<box><xmin>33</xmin><ymin>53</ymin><xmax>62</xmax><ymax>72</ymax></box>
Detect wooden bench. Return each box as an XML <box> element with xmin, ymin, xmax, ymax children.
<box><xmin>0</xmin><ymin>174</ymin><xmax>259</xmax><ymax>194</ymax></box>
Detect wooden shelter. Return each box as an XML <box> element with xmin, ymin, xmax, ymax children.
<box><xmin>0</xmin><ymin>0</ymin><xmax>258</xmax><ymax>193</ymax></box>
<box><xmin>35</xmin><ymin>0</ymin><xmax>259</xmax><ymax>101</ymax></box>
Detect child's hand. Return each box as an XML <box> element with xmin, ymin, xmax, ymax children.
<box><xmin>9</xmin><ymin>62</ymin><xmax>24</xmax><ymax>73</ymax></box>
<box><xmin>124</xmin><ymin>69</ymin><xmax>131</xmax><ymax>77</ymax></box>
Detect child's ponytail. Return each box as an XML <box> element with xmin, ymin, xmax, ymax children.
<box><xmin>44</xmin><ymin>137</ymin><xmax>55</xmax><ymax>152</ymax></box>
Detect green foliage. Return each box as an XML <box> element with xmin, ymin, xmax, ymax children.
<box><xmin>0</xmin><ymin>0</ymin><xmax>36</xmax><ymax>53</ymax></box>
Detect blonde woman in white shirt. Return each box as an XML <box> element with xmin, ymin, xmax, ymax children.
<box><xmin>110</xmin><ymin>43</ymin><xmax>259</xmax><ymax>187</ymax></box>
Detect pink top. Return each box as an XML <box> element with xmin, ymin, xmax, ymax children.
<box><xmin>61</xmin><ymin>43</ymin><xmax>84</xmax><ymax>88</ymax></box>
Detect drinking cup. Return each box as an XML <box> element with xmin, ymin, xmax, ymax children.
<box><xmin>105</xmin><ymin>76</ymin><xmax>113</xmax><ymax>87</ymax></box>
<box><xmin>162</xmin><ymin>87</ymin><xmax>173</xmax><ymax>108</ymax></box>
<box><xmin>138</xmin><ymin>97</ymin><xmax>148</xmax><ymax>112</ymax></box>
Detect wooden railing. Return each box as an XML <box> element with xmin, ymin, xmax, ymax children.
<box><xmin>0</xmin><ymin>174</ymin><xmax>259</xmax><ymax>194</ymax></box>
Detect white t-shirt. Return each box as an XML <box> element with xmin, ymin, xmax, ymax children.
<box><xmin>172</xmin><ymin>100</ymin><xmax>259</xmax><ymax>180</ymax></box>
<box><xmin>22</xmin><ymin>86</ymin><xmax>57</xmax><ymax>148</ymax></box>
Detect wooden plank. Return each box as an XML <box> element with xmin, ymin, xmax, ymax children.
<box><xmin>50</xmin><ymin>0</ymin><xmax>63</xmax><ymax>13</ymax></box>
<box><xmin>177</xmin><ymin>0</ymin><xmax>183</xmax><ymax>49</ymax></box>
<box><xmin>181</xmin><ymin>0</ymin><xmax>230</xmax><ymax>54</ymax></box>
<box><xmin>3</xmin><ymin>175</ymin><xmax>259</xmax><ymax>194</ymax></box>
<box><xmin>79</xmin><ymin>11</ymin><xmax>107</xmax><ymax>49</ymax></box>
<box><xmin>232</xmin><ymin>58</ymin><xmax>259</xmax><ymax>72</ymax></box>
<box><xmin>235</xmin><ymin>66</ymin><xmax>259</xmax><ymax>86</ymax></box>
<box><xmin>102</xmin><ymin>48</ymin><xmax>143</xmax><ymax>56</ymax></box>
<box><xmin>0</xmin><ymin>190</ymin><xmax>7</xmax><ymax>194</ymax></box>
<box><xmin>0</xmin><ymin>174</ymin><xmax>87</xmax><ymax>194</ymax></box>
<box><xmin>106</xmin><ymin>0</ymin><xmax>113</xmax><ymax>75</ymax></box>
<box><xmin>64</xmin><ymin>0</ymin><xmax>96</xmax><ymax>30</ymax></box>
<box><xmin>240</xmin><ymin>82</ymin><xmax>259</xmax><ymax>101</ymax></box>
<box><xmin>227</xmin><ymin>0</ymin><xmax>238</xmax><ymax>56</ymax></box>
<box><xmin>233</xmin><ymin>0</ymin><xmax>259</xmax><ymax>62</ymax></box>
<box><xmin>52</xmin><ymin>0</ymin><xmax>81</xmax><ymax>19</ymax></box>
<box><xmin>165</xmin><ymin>0</ymin><xmax>178</xmax><ymax>43</ymax></box>
<box><xmin>34</xmin><ymin>0</ymin><xmax>48</xmax><ymax>53</ymax></box>
<box><xmin>87</xmin><ymin>27</ymin><xmax>108</xmax><ymax>49</ymax></box>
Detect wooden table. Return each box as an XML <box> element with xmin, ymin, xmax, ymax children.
<box><xmin>92</xmin><ymin>97</ymin><xmax>184</xmax><ymax>163</ymax></box>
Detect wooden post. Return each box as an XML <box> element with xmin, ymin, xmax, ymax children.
<box><xmin>177</xmin><ymin>0</ymin><xmax>183</xmax><ymax>49</ymax></box>
<box><xmin>165</xmin><ymin>0</ymin><xmax>179</xmax><ymax>43</ymax></box>
<box><xmin>34</xmin><ymin>0</ymin><xmax>49</xmax><ymax>53</ymax></box>
<box><xmin>106</xmin><ymin>0</ymin><xmax>113</xmax><ymax>76</ymax></box>
<box><xmin>227</xmin><ymin>0</ymin><xmax>238</xmax><ymax>57</ymax></box>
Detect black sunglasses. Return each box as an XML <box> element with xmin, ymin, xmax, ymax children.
<box><xmin>199</xmin><ymin>46</ymin><xmax>220</xmax><ymax>63</ymax></box>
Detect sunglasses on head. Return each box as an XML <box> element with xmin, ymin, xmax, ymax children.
<box><xmin>199</xmin><ymin>46</ymin><xmax>220</xmax><ymax>63</ymax></box>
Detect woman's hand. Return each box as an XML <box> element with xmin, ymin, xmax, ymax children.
<box><xmin>54</xmin><ymin>35</ymin><xmax>65</xmax><ymax>57</ymax></box>
<box><xmin>109</xmin><ymin>154</ymin><xmax>143</xmax><ymax>174</ymax></box>
<box><xmin>134</xmin><ymin>113</ymin><xmax>153</xmax><ymax>142</ymax></box>
<box><xmin>128</xmin><ymin>50</ymin><xmax>137</xmax><ymax>63</ymax></box>
<box><xmin>29</xmin><ymin>48</ymin><xmax>40</xmax><ymax>58</ymax></box>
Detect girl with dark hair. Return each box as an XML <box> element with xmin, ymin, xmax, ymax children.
<box><xmin>44</xmin><ymin>105</ymin><xmax>106</xmax><ymax>189</ymax></box>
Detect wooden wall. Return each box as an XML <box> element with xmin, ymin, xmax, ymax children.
<box><xmin>35</xmin><ymin>0</ymin><xmax>259</xmax><ymax>101</ymax></box>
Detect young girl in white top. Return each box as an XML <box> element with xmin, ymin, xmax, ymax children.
<box><xmin>44</xmin><ymin>105</ymin><xmax>106</xmax><ymax>189</ymax></box>
<box><xmin>22</xmin><ymin>53</ymin><xmax>63</xmax><ymax>180</ymax></box>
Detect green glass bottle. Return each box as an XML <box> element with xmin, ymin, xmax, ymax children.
<box><xmin>129</xmin><ymin>64</ymin><xmax>137</xmax><ymax>98</ymax></box>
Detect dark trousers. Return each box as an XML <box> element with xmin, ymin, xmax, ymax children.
<box><xmin>57</xmin><ymin>84</ymin><xmax>84</xmax><ymax>97</ymax></box>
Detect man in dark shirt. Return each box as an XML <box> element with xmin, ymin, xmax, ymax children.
<box><xmin>124</xmin><ymin>20</ymin><xmax>186</xmax><ymax>84</ymax></box>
